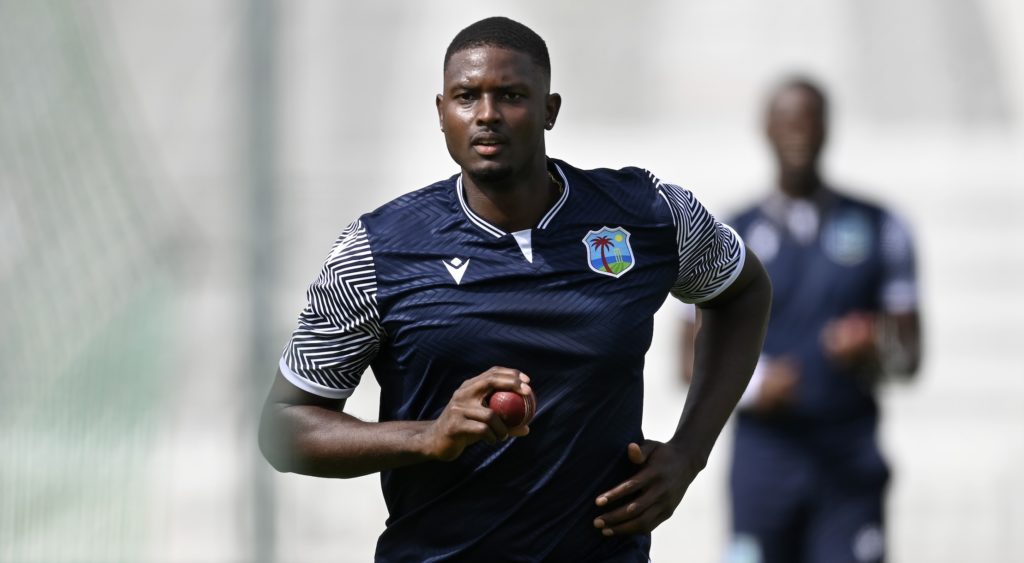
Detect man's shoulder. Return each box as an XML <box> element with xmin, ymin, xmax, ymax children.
<box><xmin>556</xmin><ymin>159</ymin><xmax>660</xmax><ymax>191</ymax></box>
<box><xmin>359</xmin><ymin>174</ymin><xmax>459</xmax><ymax>233</ymax></box>
<box><xmin>556</xmin><ymin>159</ymin><xmax>676</xmax><ymax>219</ymax></box>
<box><xmin>826</xmin><ymin>187</ymin><xmax>906</xmax><ymax>232</ymax></box>
<box><xmin>368</xmin><ymin>174</ymin><xmax>457</xmax><ymax>216</ymax></box>
<box><xmin>827</xmin><ymin>186</ymin><xmax>891</xmax><ymax>214</ymax></box>
<box><xmin>559</xmin><ymin>160</ymin><xmax>685</xmax><ymax>229</ymax></box>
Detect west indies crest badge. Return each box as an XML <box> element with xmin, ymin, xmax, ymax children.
<box><xmin>582</xmin><ymin>227</ymin><xmax>635</xmax><ymax>278</ymax></box>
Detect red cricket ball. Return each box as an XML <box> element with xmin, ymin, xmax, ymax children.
<box><xmin>488</xmin><ymin>391</ymin><xmax>536</xmax><ymax>429</ymax></box>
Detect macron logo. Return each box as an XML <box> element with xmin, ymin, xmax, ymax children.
<box><xmin>443</xmin><ymin>257</ymin><xmax>470</xmax><ymax>285</ymax></box>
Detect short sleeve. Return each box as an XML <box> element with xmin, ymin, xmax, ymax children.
<box><xmin>279</xmin><ymin>220</ymin><xmax>384</xmax><ymax>399</ymax></box>
<box><xmin>879</xmin><ymin>212</ymin><xmax>918</xmax><ymax>314</ymax></box>
<box><xmin>656</xmin><ymin>181</ymin><xmax>746</xmax><ymax>304</ymax></box>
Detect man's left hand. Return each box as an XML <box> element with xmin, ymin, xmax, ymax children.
<box><xmin>821</xmin><ymin>311</ymin><xmax>878</xmax><ymax>364</ymax></box>
<box><xmin>592</xmin><ymin>441</ymin><xmax>698</xmax><ymax>536</ymax></box>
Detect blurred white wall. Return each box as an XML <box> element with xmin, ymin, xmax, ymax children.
<box><xmin>3</xmin><ymin>1</ymin><xmax>1023</xmax><ymax>562</ymax></box>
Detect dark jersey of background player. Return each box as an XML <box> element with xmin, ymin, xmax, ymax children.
<box><xmin>259</xmin><ymin>17</ymin><xmax>772</xmax><ymax>563</ymax></box>
<box><xmin>683</xmin><ymin>78</ymin><xmax>922</xmax><ymax>563</ymax></box>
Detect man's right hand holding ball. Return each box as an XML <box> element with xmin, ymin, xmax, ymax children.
<box><xmin>419</xmin><ymin>366</ymin><xmax>533</xmax><ymax>462</ymax></box>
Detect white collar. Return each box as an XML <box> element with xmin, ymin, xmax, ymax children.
<box><xmin>456</xmin><ymin>162</ymin><xmax>571</xmax><ymax>238</ymax></box>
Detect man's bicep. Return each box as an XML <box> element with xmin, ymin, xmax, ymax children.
<box><xmin>267</xmin><ymin>368</ymin><xmax>346</xmax><ymax>410</ymax></box>
<box><xmin>259</xmin><ymin>369</ymin><xmax>347</xmax><ymax>473</ymax></box>
<box><xmin>697</xmin><ymin>246</ymin><xmax>770</xmax><ymax>309</ymax></box>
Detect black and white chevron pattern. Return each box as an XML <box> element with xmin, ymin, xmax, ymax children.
<box><xmin>280</xmin><ymin>220</ymin><xmax>383</xmax><ymax>398</ymax></box>
<box><xmin>654</xmin><ymin>179</ymin><xmax>746</xmax><ymax>304</ymax></box>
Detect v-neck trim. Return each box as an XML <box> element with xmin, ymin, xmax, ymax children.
<box><xmin>455</xmin><ymin>162</ymin><xmax>571</xmax><ymax>238</ymax></box>
<box><xmin>511</xmin><ymin>229</ymin><xmax>534</xmax><ymax>263</ymax></box>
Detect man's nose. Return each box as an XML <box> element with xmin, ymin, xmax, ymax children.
<box><xmin>476</xmin><ymin>94</ymin><xmax>501</xmax><ymax>124</ymax></box>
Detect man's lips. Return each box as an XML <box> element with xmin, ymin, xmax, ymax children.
<box><xmin>474</xmin><ymin>144</ymin><xmax>502</xmax><ymax>156</ymax></box>
<box><xmin>471</xmin><ymin>133</ymin><xmax>507</xmax><ymax>156</ymax></box>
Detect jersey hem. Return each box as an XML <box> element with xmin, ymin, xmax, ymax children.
<box><xmin>278</xmin><ymin>357</ymin><xmax>355</xmax><ymax>399</ymax></box>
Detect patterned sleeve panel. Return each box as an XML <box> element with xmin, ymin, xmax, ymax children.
<box><xmin>879</xmin><ymin>211</ymin><xmax>918</xmax><ymax>314</ymax></box>
<box><xmin>279</xmin><ymin>220</ymin><xmax>384</xmax><ymax>399</ymax></box>
<box><xmin>654</xmin><ymin>178</ymin><xmax>746</xmax><ymax>304</ymax></box>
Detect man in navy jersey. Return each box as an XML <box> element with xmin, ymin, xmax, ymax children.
<box><xmin>259</xmin><ymin>17</ymin><xmax>772</xmax><ymax>562</ymax></box>
<box><xmin>682</xmin><ymin>78</ymin><xmax>922</xmax><ymax>563</ymax></box>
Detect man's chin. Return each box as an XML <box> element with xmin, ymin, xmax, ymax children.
<box><xmin>465</xmin><ymin>162</ymin><xmax>515</xmax><ymax>185</ymax></box>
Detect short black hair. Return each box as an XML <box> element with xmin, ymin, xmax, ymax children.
<box><xmin>770</xmin><ymin>75</ymin><xmax>829</xmax><ymax>117</ymax></box>
<box><xmin>444</xmin><ymin>17</ymin><xmax>551</xmax><ymax>80</ymax></box>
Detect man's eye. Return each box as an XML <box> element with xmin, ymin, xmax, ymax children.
<box><xmin>503</xmin><ymin>93</ymin><xmax>524</xmax><ymax>101</ymax></box>
<box><xmin>456</xmin><ymin>92</ymin><xmax>476</xmax><ymax>101</ymax></box>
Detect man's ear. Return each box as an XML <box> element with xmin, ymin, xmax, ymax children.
<box><xmin>545</xmin><ymin>93</ymin><xmax>562</xmax><ymax>130</ymax></box>
<box><xmin>436</xmin><ymin>94</ymin><xmax>445</xmax><ymax>132</ymax></box>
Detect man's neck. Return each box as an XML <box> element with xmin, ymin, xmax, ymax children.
<box><xmin>778</xmin><ymin>167</ymin><xmax>821</xmax><ymax>199</ymax></box>
<box><xmin>463</xmin><ymin>161</ymin><xmax>560</xmax><ymax>233</ymax></box>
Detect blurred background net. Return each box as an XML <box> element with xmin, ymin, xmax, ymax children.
<box><xmin>1</xmin><ymin>1</ymin><xmax>1022</xmax><ymax>562</ymax></box>
<box><xmin>1</xmin><ymin>2</ymin><xmax>175</xmax><ymax>561</ymax></box>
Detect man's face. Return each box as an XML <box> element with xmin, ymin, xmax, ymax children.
<box><xmin>437</xmin><ymin>46</ymin><xmax>558</xmax><ymax>184</ymax></box>
<box><xmin>766</xmin><ymin>87</ymin><xmax>826</xmax><ymax>174</ymax></box>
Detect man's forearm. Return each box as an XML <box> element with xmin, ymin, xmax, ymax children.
<box><xmin>259</xmin><ymin>367</ymin><xmax>531</xmax><ymax>479</ymax></box>
<box><xmin>878</xmin><ymin>311</ymin><xmax>922</xmax><ymax>377</ymax></box>
<box><xmin>669</xmin><ymin>263</ymin><xmax>772</xmax><ymax>470</ymax></box>
<box><xmin>259</xmin><ymin>404</ymin><xmax>433</xmax><ymax>478</ymax></box>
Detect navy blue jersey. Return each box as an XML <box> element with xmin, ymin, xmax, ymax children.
<box><xmin>280</xmin><ymin>159</ymin><xmax>745</xmax><ymax>562</ymax></box>
<box><xmin>731</xmin><ymin>188</ymin><xmax>917</xmax><ymax>427</ymax></box>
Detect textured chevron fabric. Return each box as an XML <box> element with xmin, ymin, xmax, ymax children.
<box><xmin>279</xmin><ymin>158</ymin><xmax>744</xmax><ymax>562</ymax></box>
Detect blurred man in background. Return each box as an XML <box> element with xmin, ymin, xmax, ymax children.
<box><xmin>682</xmin><ymin>77</ymin><xmax>922</xmax><ymax>563</ymax></box>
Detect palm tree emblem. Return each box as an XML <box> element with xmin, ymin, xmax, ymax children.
<box><xmin>583</xmin><ymin>227</ymin><xmax>634</xmax><ymax>278</ymax></box>
<box><xmin>590</xmin><ymin>235</ymin><xmax>615</xmax><ymax>273</ymax></box>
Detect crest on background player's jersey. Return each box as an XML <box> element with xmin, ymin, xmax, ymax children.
<box><xmin>582</xmin><ymin>227</ymin><xmax>635</xmax><ymax>278</ymax></box>
<box><xmin>823</xmin><ymin>211</ymin><xmax>873</xmax><ymax>266</ymax></box>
